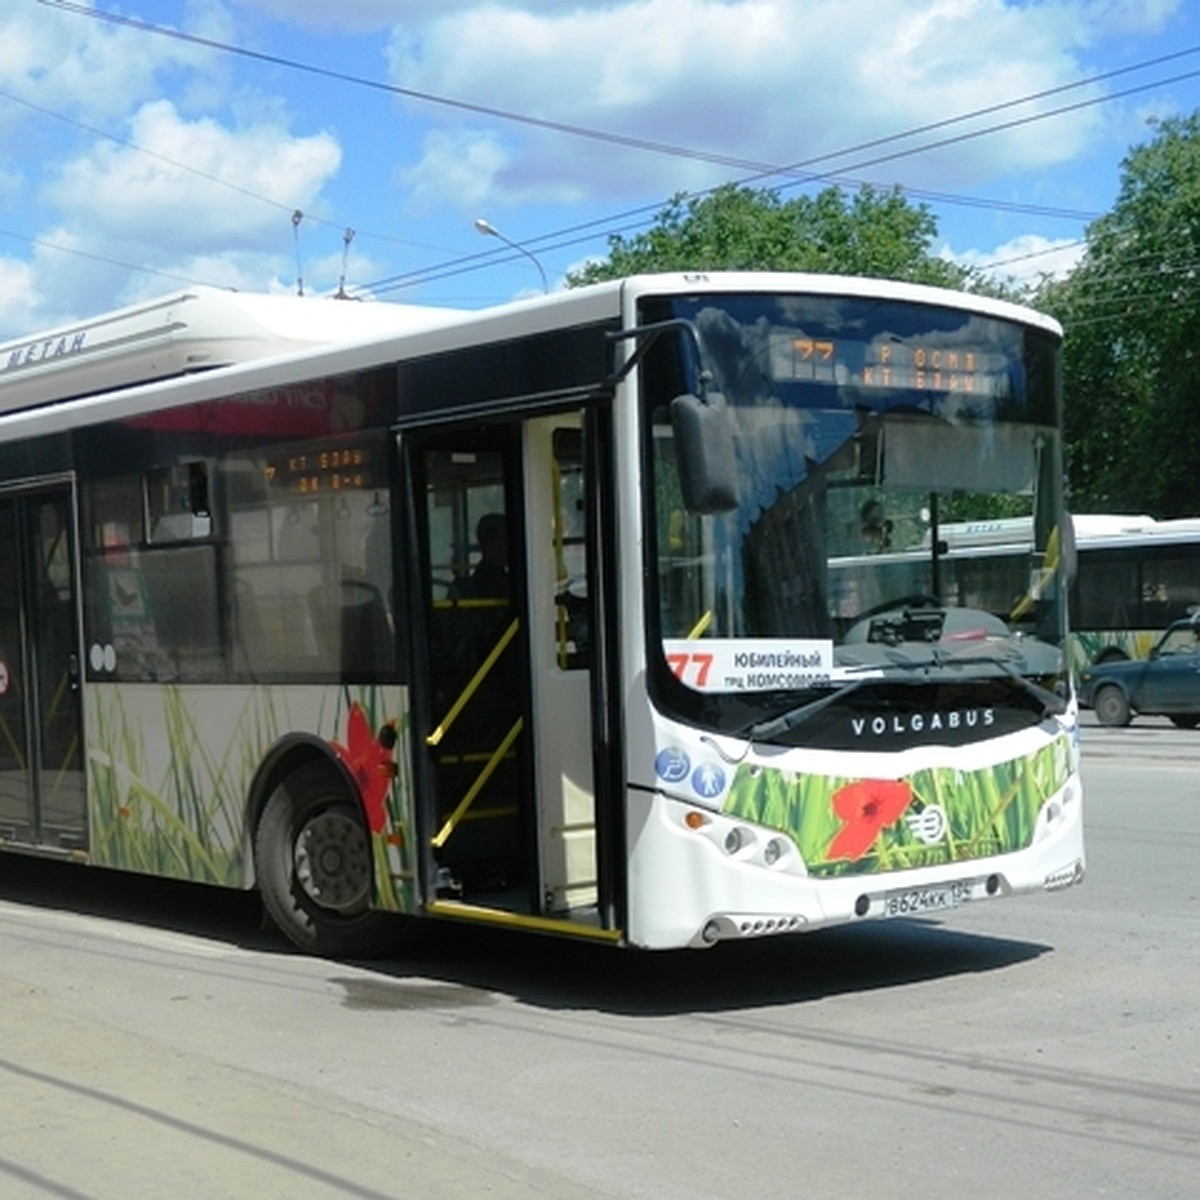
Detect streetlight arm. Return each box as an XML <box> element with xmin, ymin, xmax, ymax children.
<box><xmin>474</xmin><ymin>218</ymin><xmax>548</xmax><ymax>293</ymax></box>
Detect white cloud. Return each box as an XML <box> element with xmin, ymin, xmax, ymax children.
<box><xmin>46</xmin><ymin>100</ymin><xmax>342</xmax><ymax>249</ymax></box>
<box><xmin>386</xmin><ymin>0</ymin><xmax>1111</xmax><ymax>208</ymax></box>
<box><xmin>399</xmin><ymin>128</ymin><xmax>511</xmax><ymax>216</ymax></box>
<box><xmin>117</xmin><ymin>250</ymin><xmax>297</xmax><ymax>302</ymax></box>
<box><xmin>0</xmin><ymin>1</ymin><xmax>212</xmax><ymax>122</ymax></box>
<box><xmin>0</xmin><ymin>254</ymin><xmax>41</xmax><ymax>334</ymax></box>
<box><xmin>2</xmin><ymin>0</ymin><xmax>1192</xmax><ymax>325</ymax></box>
<box><xmin>0</xmin><ymin>224</ymin><xmax>136</xmax><ymax>337</ymax></box>
<box><xmin>237</xmin><ymin>0</ymin><xmax>591</xmax><ymax>32</ymax></box>
<box><xmin>948</xmin><ymin>233</ymin><xmax>1086</xmax><ymax>285</ymax></box>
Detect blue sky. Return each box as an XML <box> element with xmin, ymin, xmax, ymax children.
<box><xmin>1</xmin><ymin>0</ymin><xmax>1198</xmax><ymax>337</ymax></box>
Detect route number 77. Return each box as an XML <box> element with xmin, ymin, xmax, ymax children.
<box><xmin>666</xmin><ymin>651</ymin><xmax>714</xmax><ymax>688</ymax></box>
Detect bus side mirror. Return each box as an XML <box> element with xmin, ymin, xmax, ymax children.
<box><xmin>670</xmin><ymin>392</ymin><xmax>739</xmax><ymax>514</ymax></box>
<box><xmin>1061</xmin><ymin>511</ymin><xmax>1078</xmax><ymax>584</ymax></box>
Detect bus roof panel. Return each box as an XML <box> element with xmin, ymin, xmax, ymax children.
<box><xmin>0</xmin><ymin>287</ymin><xmax>467</xmax><ymax>415</ymax></box>
<box><xmin>615</xmin><ymin>271</ymin><xmax>1064</xmax><ymax>337</ymax></box>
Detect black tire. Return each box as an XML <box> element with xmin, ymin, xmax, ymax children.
<box><xmin>255</xmin><ymin>761</ymin><xmax>397</xmax><ymax>957</ymax></box>
<box><xmin>1169</xmin><ymin>714</ymin><xmax>1200</xmax><ymax>729</ymax></box>
<box><xmin>1093</xmin><ymin>684</ymin><xmax>1132</xmax><ymax>728</ymax></box>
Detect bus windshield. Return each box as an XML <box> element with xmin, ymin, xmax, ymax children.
<box><xmin>643</xmin><ymin>290</ymin><xmax>1066</xmax><ymax>740</ymax></box>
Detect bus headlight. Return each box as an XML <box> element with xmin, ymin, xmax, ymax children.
<box><xmin>724</xmin><ymin>826</ymin><xmax>751</xmax><ymax>855</ymax></box>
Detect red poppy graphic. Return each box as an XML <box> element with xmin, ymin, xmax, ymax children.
<box><xmin>828</xmin><ymin>779</ymin><xmax>913</xmax><ymax>862</ymax></box>
<box><xmin>330</xmin><ymin>702</ymin><xmax>395</xmax><ymax>834</ymax></box>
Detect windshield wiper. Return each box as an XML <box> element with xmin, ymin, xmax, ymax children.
<box><xmin>740</xmin><ymin>652</ymin><xmax>1066</xmax><ymax>742</ymax></box>
<box><xmin>930</xmin><ymin>653</ymin><xmax>1068</xmax><ymax>716</ymax></box>
<box><xmin>742</xmin><ymin>678</ymin><xmax>869</xmax><ymax>741</ymax></box>
<box><xmin>740</xmin><ymin>659</ymin><xmax>931</xmax><ymax>740</ymax></box>
<box><xmin>860</xmin><ymin>648</ymin><xmax>1068</xmax><ymax>716</ymax></box>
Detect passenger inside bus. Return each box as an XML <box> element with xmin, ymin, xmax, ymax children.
<box><xmin>453</xmin><ymin>512</ymin><xmax>510</xmax><ymax>599</ymax></box>
<box><xmin>860</xmin><ymin>499</ymin><xmax>894</xmax><ymax>552</ymax></box>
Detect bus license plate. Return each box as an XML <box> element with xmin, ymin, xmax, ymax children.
<box><xmin>881</xmin><ymin>881</ymin><xmax>971</xmax><ymax>918</ymax></box>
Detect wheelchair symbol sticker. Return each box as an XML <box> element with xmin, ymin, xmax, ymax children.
<box><xmin>655</xmin><ymin>747</ymin><xmax>691</xmax><ymax>784</ymax></box>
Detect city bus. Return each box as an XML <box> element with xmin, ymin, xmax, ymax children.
<box><xmin>0</xmin><ymin>273</ymin><xmax>1084</xmax><ymax>955</ymax></box>
<box><xmin>1067</xmin><ymin>516</ymin><xmax>1200</xmax><ymax>666</ymax></box>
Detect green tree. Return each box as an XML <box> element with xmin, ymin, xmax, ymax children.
<box><xmin>567</xmin><ymin>183</ymin><xmax>982</xmax><ymax>289</ymax></box>
<box><xmin>1038</xmin><ymin>114</ymin><xmax>1200</xmax><ymax>517</ymax></box>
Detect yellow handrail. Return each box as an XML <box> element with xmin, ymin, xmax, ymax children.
<box><xmin>431</xmin><ymin>717</ymin><xmax>524</xmax><ymax>848</ymax></box>
<box><xmin>426</xmin><ymin>617</ymin><xmax>519</xmax><ymax>748</ymax></box>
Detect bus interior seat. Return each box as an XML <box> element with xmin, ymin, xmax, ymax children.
<box><xmin>308</xmin><ymin>579</ymin><xmax>393</xmax><ymax>677</ymax></box>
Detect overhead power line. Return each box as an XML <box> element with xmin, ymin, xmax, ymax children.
<box><xmin>38</xmin><ymin>0</ymin><xmax>1200</xmax><ymax>192</ymax></box>
<box><xmin>39</xmin><ymin>0</ymin><xmax>792</xmax><ymax>172</ymax></box>
<box><xmin>28</xmin><ymin>0</ymin><xmax>1200</xmax><ymax>297</ymax></box>
<box><xmin>0</xmin><ymin>225</ymin><xmax>208</xmax><ymax>286</ymax></box>
<box><xmin>0</xmin><ymin>83</ymin><xmax>457</xmax><ymax>256</ymax></box>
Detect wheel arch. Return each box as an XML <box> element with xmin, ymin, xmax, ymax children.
<box><xmin>1092</xmin><ymin>677</ymin><xmax>1132</xmax><ymax>702</ymax></box>
<box><xmin>241</xmin><ymin>734</ymin><xmax>362</xmax><ymax>889</ymax></box>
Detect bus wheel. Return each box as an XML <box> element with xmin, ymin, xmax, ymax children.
<box><xmin>255</xmin><ymin>761</ymin><xmax>392</xmax><ymax>957</ymax></box>
<box><xmin>1093</xmin><ymin>685</ymin><xmax>1132</xmax><ymax>728</ymax></box>
<box><xmin>1169</xmin><ymin>714</ymin><xmax>1200</xmax><ymax>729</ymax></box>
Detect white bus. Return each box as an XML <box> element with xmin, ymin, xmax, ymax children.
<box><xmin>1067</xmin><ymin>516</ymin><xmax>1200</xmax><ymax>665</ymax></box>
<box><xmin>0</xmin><ymin>274</ymin><xmax>1084</xmax><ymax>955</ymax></box>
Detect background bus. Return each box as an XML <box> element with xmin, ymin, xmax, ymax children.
<box><xmin>0</xmin><ymin>275</ymin><xmax>1084</xmax><ymax>956</ymax></box>
<box><xmin>1067</xmin><ymin>515</ymin><xmax>1200</xmax><ymax>666</ymax></box>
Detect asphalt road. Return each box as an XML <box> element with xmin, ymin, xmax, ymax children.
<box><xmin>0</xmin><ymin>719</ymin><xmax>1196</xmax><ymax>1199</ymax></box>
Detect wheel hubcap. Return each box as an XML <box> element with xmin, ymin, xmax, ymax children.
<box><xmin>294</xmin><ymin>808</ymin><xmax>371</xmax><ymax>913</ymax></box>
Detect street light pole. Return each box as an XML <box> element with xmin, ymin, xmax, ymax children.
<box><xmin>474</xmin><ymin>218</ymin><xmax>549</xmax><ymax>294</ymax></box>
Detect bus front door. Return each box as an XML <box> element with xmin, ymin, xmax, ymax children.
<box><xmin>407</xmin><ymin>415</ymin><xmax>605</xmax><ymax>931</ymax></box>
<box><xmin>0</xmin><ymin>485</ymin><xmax>86</xmax><ymax>851</ymax></box>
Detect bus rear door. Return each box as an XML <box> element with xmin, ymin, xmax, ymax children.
<box><xmin>0</xmin><ymin>483</ymin><xmax>86</xmax><ymax>852</ymax></box>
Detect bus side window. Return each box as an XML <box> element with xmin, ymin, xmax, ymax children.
<box><xmin>224</xmin><ymin>433</ymin><xmax>394</xmax><ymax>682</ymax></box>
